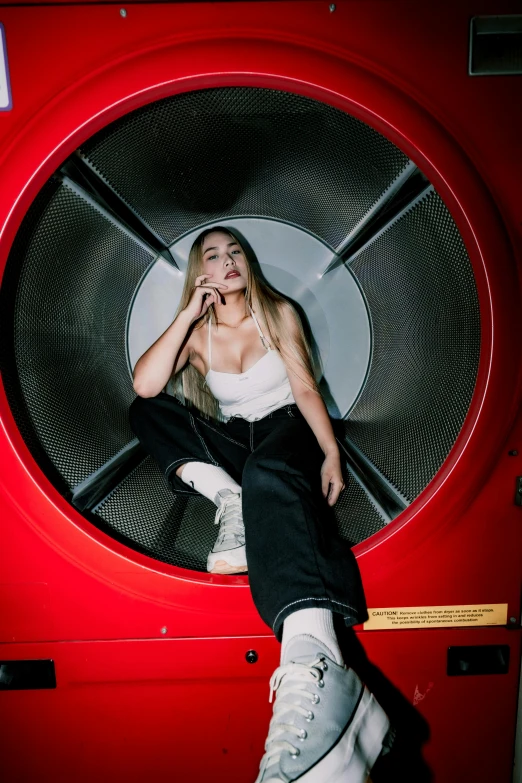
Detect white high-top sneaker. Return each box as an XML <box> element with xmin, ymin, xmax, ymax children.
<box><xmin>255</xmin><ymin>636</ymin><xmax>391</xmax><ymax>783</ymax></box>
<box><xmin>207</xmin><ymin>489</ymin><xmax>247</xmax><ymax>574</ymax></box>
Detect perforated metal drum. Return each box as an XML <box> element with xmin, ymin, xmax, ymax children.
<box><xmin>0</xmin><ymin>87</ymin><xmax>480</xmax><ymax>571</ymax></box>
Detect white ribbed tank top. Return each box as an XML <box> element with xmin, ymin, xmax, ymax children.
<box><xmin>205</xmin><ymin>308</ymin><xmax>295</xmax><ymax>422</ymax></box>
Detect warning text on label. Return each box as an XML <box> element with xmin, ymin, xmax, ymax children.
<box><xmin>363</xmin><ymin>603</ymin><xmax>508</xmax><ymax>631</ymax></box>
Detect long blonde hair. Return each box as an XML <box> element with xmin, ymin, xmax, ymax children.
<box><xmin>171</xmin><ymin>226</ymin><xmax>319</xmax><ymax>419</ymax></box>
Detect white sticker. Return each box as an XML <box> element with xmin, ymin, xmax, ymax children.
<box><xmin>0</xmin><ymin>23</ymin><xmax>13</xmax><ymax>111</ymax></box>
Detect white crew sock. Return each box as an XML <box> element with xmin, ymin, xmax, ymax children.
<box><xmin>180</xmin><ymin>462</ymin><xmax>241</xmax><ymax>506</ymax></box>
<box><xmin>281</xmin><ymin>608</ymin><xmax>344</xmax><ymax>665</ymax></box>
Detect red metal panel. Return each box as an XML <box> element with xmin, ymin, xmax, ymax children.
<box><xmin>0</xmin><ymin>2</ymin><xmax>520</xmax><ymax>781</ymax></box>
<box><xmin>0</xmin><ymin>636</ymin><xmax>279</xmax><ymax>782</ymax></box>
<box><xmin>362</xmin><ymin>627</ymin><xmax>521</xmax><ymax>783</ymax></box>
<box><xmin>0</xmin><ymin>628</ymin><xmax>519</xmax><ymax>782</ymax></box>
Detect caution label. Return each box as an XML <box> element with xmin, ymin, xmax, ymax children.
<box><xmin>363</xmin><ymin>603</ymin><xmax>508</xmax><ymax>630</ymax></box>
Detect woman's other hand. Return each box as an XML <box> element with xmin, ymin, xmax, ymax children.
<box><xmin>185</xmin><ymin>274</ymin><xmax>228</xmax><ymax>323</ymax></box>
<box><xmin>321</xmin><ymin>451</ymin><xmax>345</xmax><ymax>506</ymax></box>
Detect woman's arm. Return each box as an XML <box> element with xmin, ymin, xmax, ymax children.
<box><xmin>132</xmin><ymin>273</ymin><xmax>227</xmax><ymax>398</ymax></box>
<box><xmin>279</xmin><ymin>304</ymin><xmax>345</xmax><ymax>506</ymax></box>
<box><xmin>132</xmin><ymin>310</ymin><xmax>194</xmax><ymax>398</ymax></box>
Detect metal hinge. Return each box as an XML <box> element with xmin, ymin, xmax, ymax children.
<box><xmin>515</xmin><ymin>477</ymin><xmax>522</xmax><ymax>506</ymax></box>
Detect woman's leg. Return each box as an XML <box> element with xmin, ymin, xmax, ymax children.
<box><xmin>239</xmin><ymin>407</ymin><xmax>389</xmax><ymax>783</ymax></box>
<box><xmin>128</xmin><ymin>393</ymin><xmax>250</xmax><ymax>572</ymax></box>
<box><xmin>241</xmin><ymin>411</ymin><xmax>368</xmax><ymax>640</ymax></box>
<box><xmin>129</xmin><ymin>393</ymin><xmax>245</xmax><ymax>486</ymax></box>
<box><xmin>280</xmin><ymin>606</ymin><xmax>343</xmax><ymax>664</ymax></box>
<box><xmin>175</xmin><ymin>460</ymin><xmax>245</xmax><ymax>573</ymax></box>
<box><xmin>175</xmin><ymin>460</ymin><xmax>241</xmax><ymax>499</ymax></box>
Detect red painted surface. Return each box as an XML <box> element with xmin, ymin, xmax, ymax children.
<box><xmin>0</xmin><ymin>2</ymin><xmax>521</xmax><ymax>781</ymax></box>
<box><xmin>1</xmin><ymin>628</ymin><xmax>519</xmax><ymax>782</ymax></box>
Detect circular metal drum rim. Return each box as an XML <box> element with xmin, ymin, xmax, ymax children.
<box><xmin>0</xmin><ymin>36</ymin><xmax>518</xmax><ymax>602</ymax></box>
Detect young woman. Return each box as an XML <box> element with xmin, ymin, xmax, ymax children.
<box><xmin>129</xmin><ymin>227</ymin><xmax>391</xmax><ymax>783</ymax></box>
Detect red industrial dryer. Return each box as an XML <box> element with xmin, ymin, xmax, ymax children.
<box><xmin>0</xmin><ymin>2</ymin><xmax>521</xmax><ymax>781</ymax></box>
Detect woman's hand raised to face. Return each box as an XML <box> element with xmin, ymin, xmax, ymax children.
<box><xmin>320</xmin><ymin>451</ymin><xmax>346</xmax><ymax>506</ymax></box>
<box><xmin>184</xmin><ymin>274</ymin><xmax>228</xmax><ymax>324</ymax></box>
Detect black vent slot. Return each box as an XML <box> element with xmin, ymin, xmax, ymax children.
<box><xmin>447</xmin><ymin>645</ymin><xmax>510</xmax><ymax>676</ymax></box>
<box><xmin>469</xmin><ymin>15</ymin><xmax>522</xmax><ymax>75</ymax></box>
<box><xmin>0</xmin><ymin>660</ymin><xmax>56</xmax><ymax>690</ymax></box>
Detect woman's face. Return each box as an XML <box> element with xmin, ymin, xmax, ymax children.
<box><xmin>200</xmin><ymin>231</ymin><xmax>248</xmax><ymax>292</ymax></box>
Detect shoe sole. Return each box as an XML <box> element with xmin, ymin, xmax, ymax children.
<box><xmin>296</xmin><ymin>686</ymin><xmax>390</xmax><ymax>783</ymax></box>
<box><xmin>207</xmin><ymin>544</ymin><xmax>247</xmax><ymax>574</ymax></box>
<box><xmin>208</xmin><ymin>561</ymin><xmax>248</xmax><ymax>574</ymax></box>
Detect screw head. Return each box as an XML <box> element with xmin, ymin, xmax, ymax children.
<box><xmin>120</xmin><ymin>8</ymin><xmax>127</xmax><ymax>17</ymax></box>
<box><xmin>245</xmin><ymin>649</ymin><xmax>258</xmax><ymax>664</ymax></box>
<box><xmin>329</xmin><ymin>3</ymin><xmax>336</xmax><ymax>11</ymax></box>
<box><xmin>160</xmin><ymin>626</ymin><xmax>168</xmax><ymax>635</ymax></box>
<box><xmin>508</xmin><ymin>450</ymin><xmax>518</xmax><ymax>456</ymax></box>
<box><xmin>509</xmin><ymin>617</ymin><xmax>517</xmax><ymax>624</ymax></box>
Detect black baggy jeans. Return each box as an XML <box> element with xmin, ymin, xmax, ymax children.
<box><xmin>128</xmin><ymin>393</ymin><xmax>368</xmax><ymax>640</ymax></box>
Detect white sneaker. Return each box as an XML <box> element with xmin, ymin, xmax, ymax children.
<box><xmin>207</xmin><ymin>489</ymin><xmax>247</xmax><ymax>574</ymax></box>
<box><xmin>255</xmin><ymin>636</ymin><xmax>391</xmax><ymax>783</ymax></box>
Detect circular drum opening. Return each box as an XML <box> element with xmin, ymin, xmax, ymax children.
<box><xmin>0</xmin><ymin>86</ymin><xmax>480</xmax><ymax>572</ymax></box>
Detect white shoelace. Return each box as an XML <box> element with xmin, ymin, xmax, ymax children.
<box><xmin>214</xmin><ymin>494</ymin><xmax>245</xmax><ymax>549</ymax></box>
<box><xmin>258</xmin><ymin>657</ymin><xmax>326</xmax><ymax>782</ymax></box>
